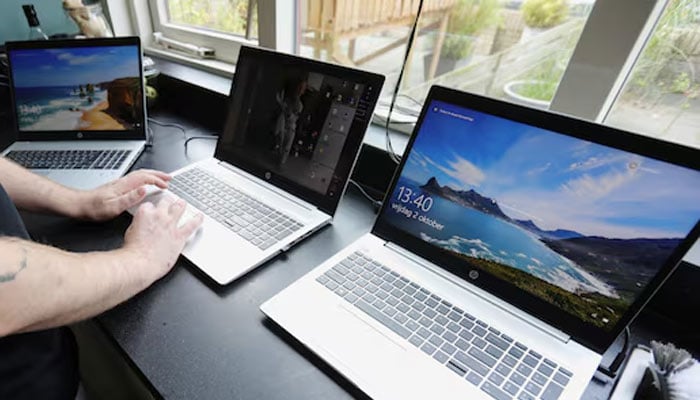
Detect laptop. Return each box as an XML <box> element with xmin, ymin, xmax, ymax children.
<box><xmin>261</xmin><ymin>86</ymin><xmax>700</xmax><ymax>400</ymax></box>
<box><xmin>1</xmin><ymin>37</ymin><xmax>147</xmax><ymax>190</ymax></box>
<box><xmin>139</xmin><ymin>46</ymin><xmax>384</xmax><ymax>285</ymax></box>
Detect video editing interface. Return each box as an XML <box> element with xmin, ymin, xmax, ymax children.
<box><xmin>219</xmin><ymin>57</ymin><xmax>376</xmax><ymax>197</ymax></box>
<box><xmin>9</xmin><ymin>45</ymin><xmax>143</xmax><ymax>132</ymax></box>
<box><xmin>381</xmin><ymin>100</ymin><xmax>700</xmax><ymax>330</ymax></box>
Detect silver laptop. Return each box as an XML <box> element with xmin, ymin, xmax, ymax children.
<box><xmin>261</xmin><ymin>86</ymin><xmax>700</xmax><ymax>400</ymax></box>
<box><xmin>139</xmin><ymin>46</ymin><xmax>384</xmax><ymax>285</ymax></box>
<box><xmin>1</xmin><ymin>37</ymin><xmax>147</xmax><ymax>190</ymax></box>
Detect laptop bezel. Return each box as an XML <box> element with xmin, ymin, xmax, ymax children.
<box><xmin>214</xmin><ymin>45</ymin><xmax>385</xmax><ymax>215</ymax></box>
<box><xmin>372</xmin><ymin>85</ymin><xmax>700</xmax><ymax>353</ymax></box>
<box><xmin>5</xmin><ymin>37</ymin><xmax>147</xmax><ymax>141</ymax></box>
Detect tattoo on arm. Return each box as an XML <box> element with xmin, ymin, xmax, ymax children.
<box><xmin>0</xmin><ymin>247</ymin><xmax>28</xmax><ymax>283</ymax></box>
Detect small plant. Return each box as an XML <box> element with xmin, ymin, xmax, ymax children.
<box><xmin>517</xmin><ymin>80</ymin><xmax>559</xmax><ymax>101</ymax></box>
<box><xmin>521</xmin><ymin>0</ymin><xmax>568</xmax><ymax>29</ymax></box>
<box><xmin>440</xmin><ymin>0</ymin><xmax>500</xmax><ymax>59</ymax></box>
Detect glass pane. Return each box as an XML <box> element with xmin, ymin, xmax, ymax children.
<box><xmin>605</xmin><ymin>0</ymin><xmax>700</xmax><ymax>149</ymax></box>
<box><xmin>297</xmin><ymin>0</ymin><xmax>595</xmax><ymax>111</ymax></box>
<box><xmin>166</xmin><ymin>0</ymin><xmax>258</xmax><ymax>39</ymax></box>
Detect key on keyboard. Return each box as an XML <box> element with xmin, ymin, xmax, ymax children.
<box><xmin>168</xmin><ymin>167</ymin><xmax>303</xmax><ymax>250</ymax></box>
<box><xmin>5</xmin><ymin>149</ymin><xmax>131</xmax><ymax>170</ymax></box>
<box><xmin>316</xmin><ymin>251</ymin><xmax>571</xmax><ymax>400</ymax></box>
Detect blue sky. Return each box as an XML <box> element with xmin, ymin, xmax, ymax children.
<box><xmin>401</xmin><ymin>100</ymin><xmax>700</xmax><ymax>239</ymax></box>
<box><xmin>10</xmin><ymin>45</ymin><xmax>139</xmax><ymax>88</ymax></box>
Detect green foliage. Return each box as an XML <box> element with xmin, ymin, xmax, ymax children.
<box><xmin>516</xmin><ymin>80</ymin><xmax>558</xmax><ymax>101</ymax></box>
<box><xmin>167</xmin><ymin>0</ymin><xmax>257</xmax><ymax>38</ymax></box>
<box><xmin>511</xmin><ymin>56</ymin><xmax>566</xmax><ymax>102</ymax></box>
<box><xmin>440</xmin><ymin>0</ymin><xmax>500</xmax><ymax>59</ymax></box>
<box><xmin>521</xmin><ymin>0</ymin><xmax>568</xmax><ymax>29</ymax></box>
<box><xmin>461</xmin><ymin>255</ymin><xmax>628</xmax><ymax>328</ymax></box>
<box><xmin>627</xmin><ymin>0</ymin><xmax>698</xmax><ymax>103</ymax></box>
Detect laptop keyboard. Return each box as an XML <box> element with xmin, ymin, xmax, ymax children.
<box><xmin>316</xmin><ymin>252</ymin><xmax>572</xmax><ymax>400</ymax></box>
<box><xmin>168</xmin><ymin>167</ymin><xmax>303</xmax><ymax>250</ymax></box>
<box><xmin>5</xmin><ymin>150</ymin><xmax>131</xmax><ymax>170</ymax></box>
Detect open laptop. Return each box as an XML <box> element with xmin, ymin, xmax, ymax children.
<box><xmin>261</xmin><ymin>86</ymin><xmax>700</xmax><ymax>400</ymax></box>
<box><xmin>139</xmin><ymin>46</ymin><xmax>384</xmax><ymax>285</ymax></box>
<box><xmin>1</xmin><ymin>37</ymin><xmax>147</xmax><ymax>190</ymax></box>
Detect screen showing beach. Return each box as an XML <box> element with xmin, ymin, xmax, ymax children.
<box><xmin>218</xmin><ymin>57</ymin><xmax>376</xmax><ymax>196</ymax></box>
<box><xmin>9</xmin><ymin>45</ymin><xmax>143</xmax><ymax>132</ymax></box>
<box><xmin>381</xmin><ymin>100</ymin><xmax>700</xmax><ymax>329</ymax></box>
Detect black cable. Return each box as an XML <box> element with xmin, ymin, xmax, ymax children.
<box><xmin>148</xmin><ymin>117</ymin><xmax>188</xmax><ymax>138</ymax></box>
<box><xmin>597</xmin><ymin>326</ymin><xmax>631</xmax><ymax>378</ymax></box>
<box><xmin>385</xmin><ymin>0</ymin><xmax>425</xmax><ymax>164</ymax></box>
<box><xmin>184</xmin><ymin>135</ymin><xmax>217</xmax><ymax>152</ymax></box>
<box><xmin>348</xmin><ymin>179</ymin><xmax>382</xmax><ymax>211</ymax></box>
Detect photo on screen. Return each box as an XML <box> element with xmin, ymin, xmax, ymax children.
<box><xmin>383</xmin><ymin>100</ymin><xmax>700</xmax><ymax>329</ymax></box>
<box><xmin>9</xmin><ymin>45</ymin><xmax>142</xmax><ymax>132</ymax></box>
<box><xmin>220</xmin><ymin>61</ymin><xmax>368</xmax><ymax>196</ymax></box>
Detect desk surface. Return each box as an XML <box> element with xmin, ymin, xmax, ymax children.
<box><xmin>15</xmin><ymin>114</ymin><xmax>692</xmax><ymax>400</ymax></box>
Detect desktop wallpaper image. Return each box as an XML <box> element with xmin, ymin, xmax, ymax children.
<box><xmin>384</xmin><ymin>101</ymin><xmax>700</xmax><ymax>329</ymax></box>
<box><xmin>10</xmin><ymin>46</ymin><xmax>142</xmax><ymax>131</ymax></box>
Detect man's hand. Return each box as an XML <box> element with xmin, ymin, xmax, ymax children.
<box><xmin>77</xmin><ymin>169</ymin><xmax>171</xmax><ymax>222</ymax></box>
<box><xmin>123</xmin><ymin>197</ymin><xmax>203</xmax><ymax>282</ymax></box>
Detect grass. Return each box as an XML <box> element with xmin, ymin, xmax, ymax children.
<box><xmin>454</xmin><ymin>253</ymin><xmax>629</xmax><ymax>329</ymax></box>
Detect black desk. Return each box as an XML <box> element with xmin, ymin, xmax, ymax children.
<box><xmin>15</xmin><ymin>115</ymin><xmax>694</xmax><ymax>400</ymax></box>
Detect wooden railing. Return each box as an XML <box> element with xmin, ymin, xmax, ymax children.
<box><xmin>303</xmin><ymin>0</ymin><xmax>456</xmax><ymax>65</ymax></box>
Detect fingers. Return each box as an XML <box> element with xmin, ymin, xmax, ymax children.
<box><xmin>167</xmin><ymin>199</ymin><xmax>187</xmax><ymax>221</ymax></box>
<box><xmin>133</xmin><ymin>199</ymin><xmax>155</xmax><ymax>219</ymax></box>
<box><xmin>178</xmin><ymin>213</ymin><xmax>204</xmax><ymax>239</ymax></box>
<box><xmin>114</xmin><ymin>186</ymin><xmax>147</xmax><ymax>212</ymax></box>
<box><xmin>115</xmin><ymin>170</ymin><xmax>172</xmax><ymax>192</ymax></box>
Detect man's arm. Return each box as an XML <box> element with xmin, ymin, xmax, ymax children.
<box><xmin>0</xmin><ymin>198</ymin><xmax>203</xmax><ymax>337</ymax></box>
<box><xmin>0</xmin><ymin>157</ymin><xmax>170</xmax><ymax>220</ymax></box>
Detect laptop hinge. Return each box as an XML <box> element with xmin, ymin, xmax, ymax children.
<box><xmin>384</xmin><ymin>242</ymin><xmax>571</xmax><ymax>344</ymax></box>
<box><xmin>217</xmin><ymin>161</ymin><xmax>316</xmax><ymax>211</ymax></box>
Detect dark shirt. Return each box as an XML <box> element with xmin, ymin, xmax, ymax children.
<box><xmin>0</xmin><ymin>184</ymin><xmax>79</xmax><ymax>400</ymax></box>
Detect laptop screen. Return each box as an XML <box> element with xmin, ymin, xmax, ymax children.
<box><xmin>374</xmin><ymin>87</ymin><xmax>700</xmax><ymax>351</ymax></box>
<box><xmin>216</xmin><ymin>46</ymin><xmax>384</xmax><ymax>215</ymax></box>
<box><xmin>6</xmin><ymin>38</ymin><xmax>145</xmax><ymax>139</ymax></box>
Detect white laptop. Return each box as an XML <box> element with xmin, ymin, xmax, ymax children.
<box><xmin>139</xmin><ymin>46</ymin><xmax>384</xmax><ymax>285</ymax></box>
<box><xmin>261</xmin><ymin>86</ymin><xmax>700</xmax><ymax>400</ymax></box>
<box><xmin>1</xmin><ymin>37</ymin><xmax>147</xmax><ymax>190</ymax></box>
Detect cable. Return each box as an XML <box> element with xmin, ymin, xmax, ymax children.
<box><xmin>148</xmin><ymin>117</ymin><xmax>188</xmax><ymax>138</ymax></box>
<box><xmin>398</xmin><ymin>93</ymin><xmax>423</xmax><ymax>108</ymax></box>
<box><xmin>184</xmin><ymin>135</ymin><xmax>217</xmax><ymax>153</ymax></box>
<box><xmin>384</xmin><ymin>0</ymin><xmax>425</xmax><ymax>164</ymax></box>
<box><xmin>597</xmin><ymin>326</ymin><xmax>631</xmax><ymax>378</ymax></box>
<box><xmin>348</xmin><ymin>179</ymin><xmax>382</xmax><ymax>211</ymax></box>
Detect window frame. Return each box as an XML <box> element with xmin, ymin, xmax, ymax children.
<box><xmin>108</xmin><ymin>0</ymin><xmax>296</xmax><ymax>72</ymax></box>
<box><xmin>146</xmin><ymin>0</ymin><xmax>257</xmax><ymax>65</ymax></box>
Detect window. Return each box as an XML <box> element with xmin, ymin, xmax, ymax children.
<box><xmin>297</xmin><ymin>0</ymin><xmax>595</xmax><ymax>111</ymax></box>
<box><xmin>146</xmin><ymin>0</ymin><xmax>260</xmax><ymax>64</ymax></box>
<box><xmin>604</xmin><ymin>0</ymin><xmax>700</xmax><ymax>149</ymax></box>
<box><xmin>127</xmin><ymin>0</ymin><xmax>699</xmax><ymax>149</ymax></box>
<box><xmin>166</xmin><ymin>0</ymin><xmax>258</xmax><ymax>39</ymax></box>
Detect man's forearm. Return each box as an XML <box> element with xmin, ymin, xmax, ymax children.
<box><xmin>0</xmin><ymin>237</ymin><xmax>152</xmax><ymax>337</ymax></box>
<box><xmin>0</xmin><ymin>158</ymin><xmax>83</xmax><ymax>218</ymax></box>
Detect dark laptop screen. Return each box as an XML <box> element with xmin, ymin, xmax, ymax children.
<box><xmin>376</xmin><ymin>95</ymin><xmax>700</xmax><ymax>338</ymax></box>
<box><xmin>216</xmin><ymin>46</ymin><xmax>383</xmax><ymax>215</ymax></box>
<box><xmin>7</xmin><ymin>40</ymin><xmax>144</xmax><ymax>136</ymax></box>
